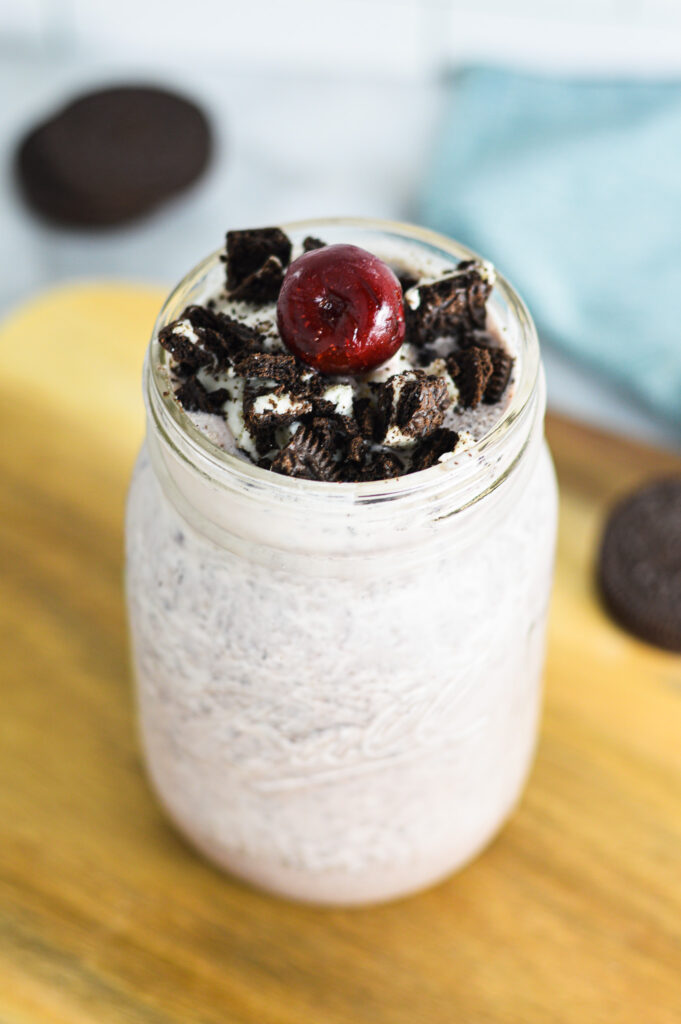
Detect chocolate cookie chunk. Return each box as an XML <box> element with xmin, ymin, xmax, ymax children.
<box><xmin>597</xmin><ymin>478</ymin><xmax>681</xmax><ymax>651</ymax></box>
<box><xmin>360</xmin><ymin>450</ymin><xmax>404</xmax><ymax>481</ymax></box>
<box><xmin>302</xmin><ymin>415</ymin><xmax>361</xmax><ymax>465</ymax></box>
<box><xmin>229</xmin><ymin>255</ymin><xmax>286</xmax><ymax>304</ymax></box>
<box><xmin>271</xmin><ymin>426</ymin><xmax>339</xmax><ymax>481</ymax></box>
<box><xmin>210</xmin><ymin>315</ymin><xmax>265</xmax><ymax>362</ymax></box>
<box><xmin>16</xmin><ymin>85</ymin><xmax>212</xmax><ymax>227</ymax></box>
<box><xmin>395</xmin><ymin>376</ymin><xmax>450</xmax><ymax>436</ymax></box>
<box><xmin>158</xmin><ymin>323</ymin><xmax>211</xmax><ymax>374</ymax></box>
<box><xmin>234</xmin><ymin>351</ymin><xmax>298</xmax><ymax>384</ymax></box>
<box><xmin>406</xmin><ymin>262</ymin><xmax>493</xmax><ymax>347</ymax></box>
<box><xmin>243</xmin><ymin>387</ymin><xmax>313</xmax><ymax>434</ymax></box>
<box><xmin>353</xmin><ymin>396</ymin><xmax>382</xmax><ymax>442</ymax></box>
<box><xmin>160</xmin><ymin>306</ymin><xmax>264</xmax><ymax>374</ymax></box>
<box><xmin>376</xmin><ymin>372</ymin><xmax>450</xmax><ymax>444</ymax></box>
<box><xmin>410</xmin><ymin>428</ymin><xmax>460</xmax><ymax>471</ymax></box>
<box><xmin>225</xmin><ymin>228</ymin><xmax>291</xmax><ymax>292</ymax></box>
<box><xmin>175</xmin><ymin>377</ymin><xmax>229</xmax><ymax>414</ymax></box>
<box><xmin>447</xmin><ymin>346</ymin><xmax>494</xmax><ymax>409</ymax></box>
<box><xmin>484</xmin><ymin>347</ymin><xmax>514</xmax><ymax>404</ymax></box>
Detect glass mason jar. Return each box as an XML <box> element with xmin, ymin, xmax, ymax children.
<box><xmin>126</xmin><ymin>218</ymin><xmax>558</xmax><ymax>906</ymax></box>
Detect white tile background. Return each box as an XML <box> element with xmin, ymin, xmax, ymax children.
<box><xmin>1</xmin><ymin>0</ymin><xmax>681</xmax><ymax>447</ymax></box>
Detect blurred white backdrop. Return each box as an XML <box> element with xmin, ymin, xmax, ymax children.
<box><xmin>1</xmin><ymin>0</ymin><xmax>681</xmax><ymax>446</ymax></box>
<box><xmin>6</xmin><ymin>0</ymin><xmax>681</xmax><ymax>75</ymax></box>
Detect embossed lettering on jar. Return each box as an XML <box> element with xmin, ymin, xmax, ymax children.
<box><xmin>125</xmin><ymin>218</ymin><xmax>558</xmax><ymax>906</ymax></box>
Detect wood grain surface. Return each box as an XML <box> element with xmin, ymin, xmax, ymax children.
<box><xmin>1</xmin><ymin>285</ymin><xmax>680</xmax><ymax>1024</ymax></box>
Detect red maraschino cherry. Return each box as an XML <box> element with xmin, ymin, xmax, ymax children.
<box><xmin>276</xmin><ymin>243</ymin><xmax>406</xmax><ymax>374</ymax></box>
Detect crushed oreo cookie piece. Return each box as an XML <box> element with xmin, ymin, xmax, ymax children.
<box><xmin>484</xmin><ymin>347</ymin><xmax>514</xmax><ymax>404</ymax></box>
<box><xmin>161</xmin><ymin>305</ymin><xmax>265</xmax><ymax>374</ymax></box>
<box><xmin>305</xmin><ymin>398</ymin><xmax>335</xmax><ymax>419</ymax></box>
<box><xmin>447</xmin><ymin>346</ymin><xmax>494</xmax><ymax>409</ymax></box>
<box><xmin>244</xmin><ymin>387</ymin><xmax>313</xmax><ymax>434</ymax></box>
<box><xmin>457</xmin><ymin>260</ymin><xmax>493</xmax><ymax>327</ymax></box>
<box><xmin>346</xmin><ymin>434</ymin><xmax>367</xmax><ymax>464</ymax></box>
<box><xmin>352</xmin><ymin>396</ymin><xmax>381</xmax><ymax>442</ymax></box>
<box><xmin>158</xmin><ymin>323</ymin><xmax>210</xmax><ymax>372</ymax></box>
<box><xmin>285</xmin><ymin>370</ymin><xmax>323</xmax><ymax>399</ymax></box>
<box><xmin>303</xmin><ymin>415</ymin><xmax>341</xmax><ymax>448</ymax></box>
<box><xmin>405</xmin><ymin>261</ymin><xmax>493</xmax><ymax>347</ymax></box>
<box><xmin>243</xmin><ymin>384</ymin><xmax>313</xmax><ymax>457</ymax></box>
<box><xmin>270</xmin><ymin>425</ymin><xmax>339</xmax><ymax>481</ymax></box>
<box><xmin>301</xmin><ymin>414</ymin><xmax>360</xmax><ymax>465</ymax></box>
<box><xmin>223</xmin><ymin>314</ymin><xmax>264</xmax><ymax>350</ymax></box>
<box><xmin>199</xmin><ymin>329</ymin><xmax>239</xmax><ymax>371</ymax></box>
<box><xmin>302</xmin><ymin>236</ymin><xmax>326</xmax><ymax>252</ymax></box>
<box><xmin>360</xmin><ymin>450</ymin><xmax>404</xmax><ymax>481</ymax></box>
<box><xmin>396</xmin><ymin>375</ymin><xmax>450</xmax><ymax>435</ymax></box>
<box><xmin>175</xmin><ymin>376</ymin><xmax>229</xmax><ymax>414</ymax></box>
<box><xmin>311</xmin><ymin>411</ymin><xmax>358</xmax><ymax>448</ymax></box>
<box><xmin>191</xmin><ymin>317</ymin><xmax>261</xmax><ymax>371</ymax></box>
<box><xmin>230</xmin><ymin>254</ymin><xmax>285</xmax><ymax>304</ymax></box>
<box><xmin>182</xmin><ymin>304</ymin><xmax>227</xmax><ymax>334</ymax></box>
<box><xmin>376</xmin><ymin>371</ymin><xmax>450</xmax><ymax>445</ymax></box>
<box><xmin>411</xmin><ymin>428</ymin><xmax>460</xmax><ymax>471</ymax></box>
<box><xmin>225</xmin><ymin>227</ymin><xmax>292</xmax><ymax>291</ymax></box>
<box><xmin>234</xmin><ymin>351</ymin><xmax>298</xmax><ymax>384</ymax></box>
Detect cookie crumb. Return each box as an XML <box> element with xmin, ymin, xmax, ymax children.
<box><xmin>302</xmin><ymin>236</ymin><xmax>326</xmax><ymax>252</ymax></box>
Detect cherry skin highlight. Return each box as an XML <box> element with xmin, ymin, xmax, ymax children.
<box><xmin>276</xmin><ymin>243</ymin><xmax>406</xmax><ymax>375</ymax></box>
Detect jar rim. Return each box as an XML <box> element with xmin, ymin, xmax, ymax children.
<box><xmin>146</xmin><ymin>216</ymin><xmax>540</xmax><ymax>509</ymax></box>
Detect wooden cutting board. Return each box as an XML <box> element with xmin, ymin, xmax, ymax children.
<box><xmin>1</xmin><ymin>285</ymin><xmax>680</xmax><ymax>1024</ymax></box>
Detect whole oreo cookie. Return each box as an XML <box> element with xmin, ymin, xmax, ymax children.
<box><xmin>597</xmin><ymin>478</ymin><xmax>681</xmax><ymax>651</ymax></box>
<box><xmin>16</xmin><ymin>85</ymin><xmax>212</xmax><ymax>227</ymax></box>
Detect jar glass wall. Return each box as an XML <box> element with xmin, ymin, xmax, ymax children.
<box><xmin>125</xmin><ymin>218</ymin><xmax>558</xmax><ymax>905</ymax></box>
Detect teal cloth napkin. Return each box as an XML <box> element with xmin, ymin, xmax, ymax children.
<box><xmin>419</xmin><ymin>66</ymin><xmax>681</xmax><ymax>429</ymax></box>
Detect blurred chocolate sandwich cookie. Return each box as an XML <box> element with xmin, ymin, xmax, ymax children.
<box><xmin>598</xmin><ymin>478</ymin><xmax>681</xmax><ymax>651</ymax></box>
<box><xmin>16</xmin><ymin>85</ymin><xmax>212</xmax><ymax>227</ymax></box>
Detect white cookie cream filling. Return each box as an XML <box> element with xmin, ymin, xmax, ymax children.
<box><xmin>225</xmin><ymin>382</ymin><xmax>258</xmax><ymax>457</ymax></box>
<box><xmin>173</xmin><ymin>318</ymin><xmax>201</xmax><ymax>343</ymax></box>
<box><xmin>381</xmin><ymin>371</ymin><xmax>422</xmax><ymax>450</ymax></box>
<box><xmin>251</xmin><ymin>392</ymin><xmax>311</xmax><ymax>418</ymax></box>
<box><xmin>321</xmin><ymin>383</ymin><xmax>354</xmax><ymax>417</ymax></box>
